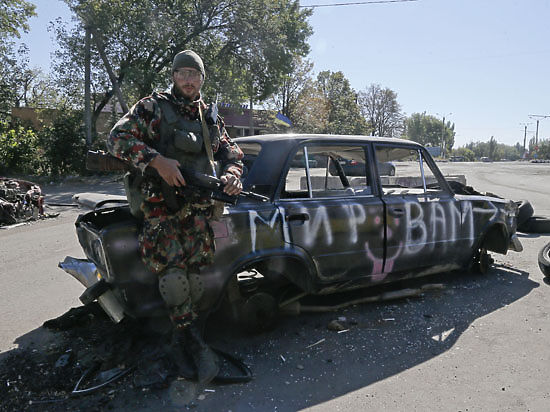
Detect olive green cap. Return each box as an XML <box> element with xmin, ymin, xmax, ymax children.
<box><xmin>172</xmin><ymin>50</ymin><xmax>205</xmax><ymax>77</ymax></box>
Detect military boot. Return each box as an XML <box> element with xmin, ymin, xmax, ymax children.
<box><xmin>184</xmin><ymin>324</ymin><xmax>219</xmax><ymax>384</ymax></box>
<box><xmin>169</xmin><ymin>326</ymin><xmax>195</xmax><ymax>379</ymax></box>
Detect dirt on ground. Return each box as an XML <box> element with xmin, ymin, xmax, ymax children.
<box><xmin>0</xmin><ymin>304</ymin><xmax>177</xmax><ymax>411</ymax></box>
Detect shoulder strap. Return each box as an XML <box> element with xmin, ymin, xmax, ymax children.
<box><xmin>198</xmin><ymin>104</ymin><xmax>217</xmax><ymax>177</ymax></box>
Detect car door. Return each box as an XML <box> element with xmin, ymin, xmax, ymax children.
<box><xmin>374</xmin><ymin>144</ymin><xmax>466</xmax><ymax>276</ymax></box>
<box><xmin>277</xmin><ymin>142</ymin><xmax>386</xmax><ymax>283</ymax></box>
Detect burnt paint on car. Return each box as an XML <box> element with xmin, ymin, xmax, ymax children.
<box><xmin>71</xmin><ymin>134</ymin><xmax>520</xmax><ymax>320</ymax></box>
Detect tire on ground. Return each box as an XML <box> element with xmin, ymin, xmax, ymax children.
<box><xmin>516</xmin><ymin>199</ymin><xmax>534</xmax><ymax>227</ymax></box>
<box><xmin>538</xmin><ymin>242</ymin><xmax>550</xmax><ymax>278</ymax></box>
<box><xmin>519</xmin><ymin>215</ymin><xmax>550</xmax><ymax>234</ymax></box>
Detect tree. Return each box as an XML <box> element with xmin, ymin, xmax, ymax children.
<box><xmin>315</xmin><ymin>70</ymin><xmax>368</xmax><ymax>135</ymax></box>
<box><xmin>0</xmin><ymin>120</ymin><xmax>40</xmax><ymax>174</ymax></box>
<box><xmin>487</xmin><ymin>136</ymin><xmax>498</xmax><ymax>160</ymax></box>
<box><xmin>53</xmin><ymin>0</ymin><xmax>312</xmax><ymax>136</ymax></box>
<box><xmin>290</xmin><ymin>80</ymin><xmax>330</xmax><ymax>133</ymax></box>
<box><xmin>406</xmin><ymin>112</ymin><xmax>455</xmax><ymax>153</ymax></box>
<box><xmin>269</xmin><ymin>56</ymin><xmax>313</xmax><ymax>120</ymax></box>
<box><xmin>37</xmin><ymin>108</ymin><xmax>88</xmax><ymax>175</ymax></box>
<box><xmin>461</xmin><ymin>138</ymin><xmax>524</xmax><ymax>161</ymax></box>
<box><xmin>0</xmin><ymin>0</ymin><xmax>36</xmax><ymax>40</ymax></box>
<box><xmin>538</xmin><ymin>139</ymin><xmax>550</xmax><ymax>160</ymax></box>
<box><xmin>357</xmin><ymin>84</ymin><xmax>404</xmax><ymax>137</ymax></box>
<box><xmin>0</xmin><ymin>0</ymin><xmax>36</xmax><ymax>118</ymax></box>
<box><xmin>451</xmin><ymin>147</ymin><xmax>475</xmax><ymax>161</ymax></box>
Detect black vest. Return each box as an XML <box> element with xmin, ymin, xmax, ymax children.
<box><xmin>155</xmin><ymin>96</ymin><xmax>220</xmax><ymax>175</ymax></box>
<box><xmin>124</xmin><ymin>95</ymin><xmax>220</xmax><ymax>218</ymax></box>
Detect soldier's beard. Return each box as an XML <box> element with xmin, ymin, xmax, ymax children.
<box><xmin>174</xmin><ymin>83</ymin><xmax>200</xmax><ymax>101</ymax></box>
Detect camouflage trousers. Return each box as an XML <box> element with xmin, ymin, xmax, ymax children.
<box><xmin>139</xmin><ymin>199</ymin><xmax>215</xmax><ymax>328</ymax></box>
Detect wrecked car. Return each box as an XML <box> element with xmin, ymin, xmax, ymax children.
<box><xmin>60</xmin><ymin>135</ymin><xmax>523</xmax><ymax>328</ymax></box>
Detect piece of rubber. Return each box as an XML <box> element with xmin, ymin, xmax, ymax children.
<box><xmin>79</xmin><ymin>279</ymin><xmax>110</xmax><ymax>305</ymax></box>
<box><xmin>519</xmin><ymin>216</ymin><xmax>550</xmax><ymax>234</ymax></box>
<box><xmin>516</xmin><ymin>199</ymin><xmax>534</xmax><ymax>227</ymax></box>
<box><xmin>538</xmin><ymin>242</ymin><xmax>550</xmax><ymax>278</ymax></box>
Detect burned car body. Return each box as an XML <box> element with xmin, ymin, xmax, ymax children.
<box><xmin>61</xmin><ymin>135</ymin><xmax>522</xmax><ymax>325</ymax></box>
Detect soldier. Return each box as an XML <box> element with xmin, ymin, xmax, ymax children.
<box><xmin>108</xmin><ymin>50</ymin><xmax>243</xmax><ymax>384</ymax></box>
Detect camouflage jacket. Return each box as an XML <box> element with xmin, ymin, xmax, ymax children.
<box><xmin>107</xmin><ymin>87</ymin><xmax>243</xmax><ymax>180</ymax></box>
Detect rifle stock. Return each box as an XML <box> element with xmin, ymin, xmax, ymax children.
<box><xmin>86</xmin><ymin>150</ymin><xmax>268</xmax><ymax>205</ymax></box>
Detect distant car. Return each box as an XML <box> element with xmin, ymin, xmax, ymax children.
<box><xmin>290</xmin><ymin>154</ymin><xmax>318</xmax><ymax>168</ymax></box>
<box><xmin>480</xmin><ymin>156</ymin><xmax>492</xmax><ymax>162</ymax></box>
<box><xmin>63</xmin><ymin>135</ymin><xmax>523</xmax><ymax>330</ymax></box>
<box><xmin>377</xmin><ymin>161</ymin><xmax>396</xmax><ymax>176</ymax></box>
<box><xmin>449</xmin><ymin>156</ymin><xmax>465</xmax><ymax>162</ymax></box>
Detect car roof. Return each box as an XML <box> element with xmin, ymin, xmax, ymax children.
<box><xmin>234</xmin><ymin>134</ymin><xmax>425</xmax><ymax>192</ymax></box>
<box><xmin>234</xmin><ymin>134</ymin><xmax>421</xmax><ymax>146</ymax></box>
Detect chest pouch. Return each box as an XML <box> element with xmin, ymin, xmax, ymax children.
<box><xmin>173</xmin><ymin>129</ymin><xmax>203</xmax><ymax>153</ymax></box>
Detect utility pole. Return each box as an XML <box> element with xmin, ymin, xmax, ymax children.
<box><xmin>84</xmin><ymin>26</ymin><xmax>92</xmax><ymax>147</ymax></box>
<box><xmin>436</xmin><ymin>112</ymin><xmax>452</xmax><ymax>158</ymax></box>
<box><xmin>528</xmin><ymin>114</ymin><xmax>550</xmax><ymax>147</ymax></box>
<box><xmin>519</xmin><ymin>123</ymin><xmax>532</xmax><ymax>159</ymax></box>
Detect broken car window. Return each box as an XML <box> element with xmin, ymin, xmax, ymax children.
<box><xmin>374</xmin><ymin>145</ymin><xmax>444</xmax><ymax>196</ymax></box>
<box><xmin>282</xmin><ymin>144</ymin><xmax>372</xmax><ymax>199</ymax></box>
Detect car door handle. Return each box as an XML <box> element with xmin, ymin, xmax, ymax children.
<box><xmin>286</xmin><ymin>213</ymin><xmax>310</xmax><ymax>222</ymax></box>
<box><xmin>388</xmin><ymin>207</ymin><xmax>404</xmax><ymax>217</ymax></box>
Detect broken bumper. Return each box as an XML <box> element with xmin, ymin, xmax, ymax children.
<box><xmin>59</xmin><ymin>256</ymin><xmax>125</xmax><ymax>323</ymax></box>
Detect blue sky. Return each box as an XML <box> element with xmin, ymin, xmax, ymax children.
<box><xmin>19</xmin><ymin>0</ymin><xmax>550</xmax><ymax>147</ymax></box>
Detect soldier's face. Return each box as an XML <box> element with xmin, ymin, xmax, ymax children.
<box><xmin>173</xmin><ymin>67</ymin><xmax>203</xmax><ymax>100</ymax></box>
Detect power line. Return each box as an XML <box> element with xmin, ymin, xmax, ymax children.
<box><xmin>300</xmin><ymin>0</ymin><xmax>418</xmax><ymax>8</ymax></box>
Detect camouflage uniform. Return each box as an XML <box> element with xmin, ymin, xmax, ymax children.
<box><xmin>108</xmin><ymin>86</ymin><xmax>243</xmax><ymax>328</ymax></box>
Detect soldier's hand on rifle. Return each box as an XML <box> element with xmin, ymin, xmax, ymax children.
<box><xmin>220</xmin><ymin>174</ymin><xmax>242</xmax><ymax>196</ymax></box>
<box><xmin>150</xmin><ymin>154</ymin><xmax>186</xmax><ymax>187</ymax></box>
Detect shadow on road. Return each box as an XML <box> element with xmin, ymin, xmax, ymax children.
<box><xmin>201</xmin><ymin>264</ymin><xmax>538</xmax><ymax>411</ymax></box>
<box><xmin>0</xmin><ymin>264</ymin><xmax>538</xmax><ymax>411</ymax></box>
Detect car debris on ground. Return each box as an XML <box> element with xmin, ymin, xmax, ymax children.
<box><xmin>0</xmin><ymin>177</ymin><xmax>59</xmax><ymax>227</ymax></box>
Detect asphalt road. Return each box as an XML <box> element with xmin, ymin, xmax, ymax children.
<box><xmin>0</xmin><ymin>162</ymin><xmax>549</xmax><ymax>411</ymax></box>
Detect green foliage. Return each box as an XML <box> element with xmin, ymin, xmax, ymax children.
<box><xmin>0</xmin><ymin>120</ymin><xmax>40</xmax><ymax>174</ymax></box>
<box><xmin>269</xmin><ymin>56</ymin><xmax>313</xmax><ymax>120</ymax></box>
<box><xmin>37</xmin><ymin>110</ymin><xmax>88</xmax><ymax>176</ymax></box>
<box><xmin>450</xmin><ymin>147</ymin><xmax>475</xmax><ymax>161</ymax></box>
<box><xmin>290</xmin><ymin>80</ymin><xmax>329</xmax><ymax>133</ymax></box>
<box><xmin>357</xmin><ymin>84</ymin><xmax>404</xmax><ymax>137</ymax></box>
<box><xmin>537</xmin><ymin>139</ymin><xmax>550</xmax><ymax>159</ymax></box>
<box><xmin>315</xmin><ymin>71</ymin><xmax>368</xmax><ymax>135</ymax></box>
<box><xmin>54</xmin><ymin>0</ymin><xmax>312</xmax><ymax>134</ymax></box>
<box><xmin>0</xmin><ymin>1</ymin><xmax>36</xmax><ymax>118</ymax></box>
<box><xmin>462</xmin><ymin>138</ymin><xmax>524</xmax><ymax>161</ymax></box>
<box><xmin>0</xmin><ymin>0</ymin><xmax>36</xmax><ymax>40</ymax></box>
<box><xmin>0</xmin><ymin>112</ymin><xmax>92</xmax><ymax>177</ymax></box>
<box><xmin>406</xmin><ymin>113</ymin><xmax>455</xmax><ymax>152</ymax></box>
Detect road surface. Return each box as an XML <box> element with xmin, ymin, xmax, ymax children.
<box><xmin>0</xmin><ymin>163</ymin><xmax>549</xmax><ymax>411</ymax></box>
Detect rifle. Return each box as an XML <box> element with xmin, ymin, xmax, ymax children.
<box><xmin>86</xmin><ymin>150</ymin><xmax>268</xmax><ymax>206</ymax></box>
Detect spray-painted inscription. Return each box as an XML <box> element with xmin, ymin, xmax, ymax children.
<box><xmin>248</xmin><ymin>199</ymin><xmax>501</xmax><ymax>278</ymax></box>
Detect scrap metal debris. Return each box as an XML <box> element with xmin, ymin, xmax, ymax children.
<box><xmin>0</xmin><ymin>177</ymin><xmax>55</xmax><ymax>226</ymax></box>
<box><xmin>0</xmin><ymin>302</ymin><xmax>252</xmax><ymax>411</ymax></box>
